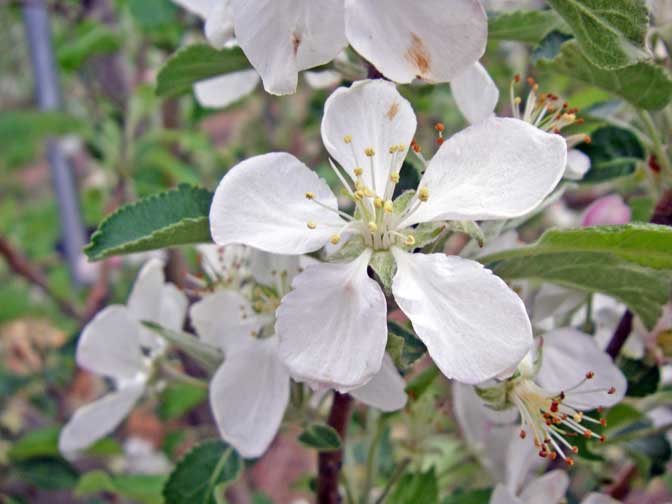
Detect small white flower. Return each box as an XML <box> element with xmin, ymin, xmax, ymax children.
<box><xmin>191</xmin><ymin>246</ymin><xmax>407</xmax><ymax>458</ymax></box>
<box><xmin>209</xmin><ymin>79</ymin><xmax>567</xmax><ymax>390</ymax></box>
<box><xmin>172</xmin><ymin>0</ymin><xmax>488</xmax><ymax>95</ymax></box>
<box><xmin>58</xmin><ymin>259</ymin><xmax>187</xmax><ymax>455</ymax></box>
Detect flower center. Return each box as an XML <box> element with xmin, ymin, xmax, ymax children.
<box><xmin>510</xmin><ymin>370</ymin><xmax>616</xmax><ymax>465</ymax></box>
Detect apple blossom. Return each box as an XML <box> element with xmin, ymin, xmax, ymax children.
<box><xmin>190</xmin><ymin>245</ymin><xmax>407</xmax><ymax>458</ymax></box>
<box><xmin>209</xmin><ymin>79</ymin><xmax>567</xmax><ymax>390</ymax></box>
<box><xmin>58</xmin><ymin>259</ymin><xmax>187</xmax><ymax>454</ymax></box>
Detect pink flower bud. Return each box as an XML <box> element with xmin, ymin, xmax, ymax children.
<box><xmin>580</xmin><ymin>195</ymin><xmax>631</xmax><ymax>227</ymax></box>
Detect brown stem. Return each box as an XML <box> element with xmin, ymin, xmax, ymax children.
<box><xmin>317</xmin><ymin>392</ymin><xmax>353</xmax><ymax>504</ymax></box>
<box><xmin>606</xmin><ymin>189</ymin><xmax>672</xmax><ymax>359</ymax></box>
<box><xmin>0</xmin><ymin>235</ymin><xmax>82</xmax><ymax>320</ymax></box>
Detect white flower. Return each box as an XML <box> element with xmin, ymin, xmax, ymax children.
<box><xmin>172</xmin><ymin>0</ymin><xmax>488</xmax><ymax>95</ymax></box>
<box><xmin>209</xmin><ymin>79</ymin><xmax>567</xmax><ymax>390</ymax></box>
<box><xmin>59</xmin><ymin>259</ymin><xmax>187</xmax><ymax>455</ymax></box>
<box><xmin>191</xmin><ymin>246</ymin><xmax>407</xmax><ymax>458</ymax></box>
<box><xmin>451</xmin><ymin>63</ymin><xmax>591</xmax><ymax>180</ymax></box>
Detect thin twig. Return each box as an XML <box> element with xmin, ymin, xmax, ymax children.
<box><xmin>317</xmin><ymin>392</ymin><xmax>353</xmax><ymax>504</ymax></box>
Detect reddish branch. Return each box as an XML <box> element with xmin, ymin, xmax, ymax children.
<box><xmin>317</xmin><ymin>392</ymin><xmax>353</xmax><ymax>504</ymax></box>
<box><xmin>606</xmin><ymin>189</ymin><xmax>672</xmax><ymax>360</ymax></box>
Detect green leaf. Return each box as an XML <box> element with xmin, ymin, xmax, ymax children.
<box><xmin>620</xmin><ymin>357</ymin><xmax>660</xmax><ymax>397</ymax></box>
<box><xmin>85</xmin><ymin>184</ymin><xmax>213</xmax><ymax>261</ymax></box>
<box><xmin>537</xmin><ymin>40</ymin><xmax>672</xmax><ymax>110</ymax></box>
<box><xmin>545</xmin><ymin>0</ymin><xmax>649</xmax><ymax>69</ymax></box>
<box><xmin>163</xmin><ymin>440</ymin><xmax>243</xmax><ymax>504</ymax></box>
<box><xmin>480</xmin><ymin>225</ymin><xmax>672</xmax><ymax>329</ymax></box>
<box><xmin>298</xmin><ymin>424</ymin><xmax>342</xmax><ymax>451</ymax></box>
<box><xmin>576</xmin><ymin>126</ymin><xmax>645</xmax><ymax>183</ymax></box>
<box><xmin>156</xmin><ymin>44</ymin><xmax>251</xmax><ymax>98</ymax></box>
<box><xmin>388</xmin><ymin>469</ymin><xmax>438</xmax><ymax>504</ymax></box>
<box><xmin>405</xmin><ymin>366</ymin><xmax>440</xmax><ymax>401</ymax></box>
<box><xmin>630</xmin><ymin>196</ymin><xmax>656</xmax><ymax>223</ymax></box>
<box><xmin>370</xmin><ymin>251</ymin><xmax>396</xmax><ymax>290</ymax></box>
<box><xmin>76</xmin><ymin>471</ymin><xmax>167</xmax><ymax>504</ymax></box>
<box><xmin>9</xmin><ymin>427</ymin><xmax>60</xmax><ymax>461</ymax></box>
<box><xmin>443</xmin><ymin>488</ymin><xmax>492</xmax><ymax>504</ymax></box>
<box><xmin>14</xmin><ymin>458</ymin><xmax>79</xmax><ymax>490</ymax></box>
<box><xmin>488</xmin><ymin>10</ymin><xmax>569</xmax><ymax>44</ymax></box>
<box><xmin>158</xmin><ymin>382</ymin><xmax>208</xmax><ymax>421</ymax></box>
<box><xmin>57</xmin><ymin>22</ymin><xmax>120</xmax><ymax>71</ymax></box>
<box><xmin>128</xmin><ymin>0</ymin><xmax>177</xmax><ymax>29</ymax></box>
<box><xmin>386</xmin><ymin>321</ymin><xmax>427</xmax><ymax>370</ymax></box>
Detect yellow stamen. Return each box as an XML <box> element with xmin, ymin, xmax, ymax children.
<box><xmin>330</xmin><ymin>234</ymin><xmax>341</xmax><ymax>245</ymax></box>
<box><xmin>305</xmin><ymin>192</ymin><xmax>315</xmax><ymax>200</ymax></box>
<box><xmin>365</xmin><ymin>147</ymin><xmax>375</xmax><ymax>157</ymax></box>
<box><xmin>383</xmin><ymin>200</ymin><xmax>394</xmax><ymax>213</ymax></box>
<box><xmin>306</xmin><ymin>221</ymin><xmax>317</xmax><ymax>230</ymax></box>
<box><xmin>368</xmin><ymin>221</ymin><xmax>378</xmax><ymax>232</ymax></box>
<box><xmin>374</xmin><ymin>197</ymin><xmax>383</xmax><ymax>209</ymax></box>
<box><xmin>405</xmin><ymin>235</ymin><xmax>416</xmax><ymax>246</ymax></box>
<box><xmin>343</xmin><ymin>135</ymin><xmax>352</xmax><ymax>144</ymax></box>
<box><xmin>390</xmin><ymin>172</ymin><xmax>400</xmax><ymax>183</ymax></box>
<box><xmin>354</xmin><ymin>167</ymin><xmax>363</xmax><ymax>176</ymax></box>
<box><xmin>418</xmin><ymin>187</ymin><xmax>430</xmax><ymax>202</ymax></box>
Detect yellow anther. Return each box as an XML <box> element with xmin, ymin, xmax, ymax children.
<box><xmin>367</xmin><ymin>221</ymin><xmax>378</xmax><ymax>232</ymax></box>
<box><xmin>573</xmin><ymin>412</ymin><xmax>583</xmax><ymax>423</ymax></box>
<box><xmin>307</xmin><ymin>221</ymin><xmax>317</xmax><ymax>230</ymax></box>
<box><xmin>365</xmin><ymin>147</ymin><xmax>375</xmax><ymax>157</ymax></box>
<box><xmin>418</xmin><ymin>187</ymin><xmax>430</xmax><ymax>202</ymax></box>
<box><xmin>354</xmin><ymin>190</ymin><xmax>364</xmax><ymax>201</ymax></box>
<box><xmin>405</xmin><ymin>235</ymin><xmax>416</xmax><ymax>246</ymax></box>
<box><xmin>354</xmin><ymin>167</ymin><xmax>363</xmax><ymax>177</ymax></box>
<box><xmin>305</xmin><ymin>192</ymin><xmax>315</xmax><ymax>200</ymax></box>
<box><xmin>364</xmin><ymin>188</ymin><xmax>374</xmax><ymax>198</ymax></box>
<box><xmin>388</xmin><ymin>145</ymin><xmax>398</xmax><ymax>154</ymax></box>
<box><xmin>514</xmin><ymin>96</ymin><xmax>522</xmax><ymax>105</ymax></box>
<box><xmin>383</xmin><ymin>200</ymin><xmax>394</xmax><ymax>213</ymax></box>
<box><xmin>374</xmin><ymin>197</ymin><xmax>383</xmax><ymax>209</ymax></box>
<box><xmin>330</xmin><ymin>234</ymin><xmax>341</xmax><ymax>245</ymax></box>
<box><xmin>343</xmin><ymin>135</ymin><xmax>352</xmax><ymax>144</ymax></box>
<box><xmin>390</xmin><ymin>172</ymin><xmax>400</xmax><ymax>183</ymax></box>
<box><xmin>397</xmin><ymin>144</ymin><xmax>406</xmax><ymax>151</ymax></box>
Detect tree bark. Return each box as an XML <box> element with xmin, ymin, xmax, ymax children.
<box><xmin>317</xmin><ymin>392</ymin><xmax>353</xmax><ymax>504</ymax></box>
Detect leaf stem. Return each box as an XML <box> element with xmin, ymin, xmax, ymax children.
<box><xmin>360</xmin><ymin>414</ymin><xmax>387</xmax><ymax>504</ymax></box>
<box><xmin>373</xmin><ymin>458</ymin><xmax>411</xmax><ymax>504</ymax></box>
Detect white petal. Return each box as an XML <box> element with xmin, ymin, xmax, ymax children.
<box><xmin>345</xmin><ymin>0</ymin><xmax>487</xmax><ymax>83</ymax></box>
<box><xmin>321</xmin><ymin>80</ymin><xmax>417</xmax><ymax>193</ymax></box>
<box><xmin>531</xmin><ymin>284</ymin><xmax>586</xmax><ymax>324</ymax></box>
<box><xmin>127</xmin><ymin>259</ymin><xmax>165</xmax><ymax>324</ymax></box>
<box><xmin>451</xmin><ymin>62</ymin><xmax>499</xmax><ymax>124</ymax></box>
<box><xmin>194</xmin><ymin>70</ymin><xmax>259</xmax><ymax>108</ymax></box>
<box><xmin>519</xmin><ymin>471</ymin><xmax>569</xmax><ymax>504</ymax></box>
<box><xmin>491</xmin><ymin>484</ymin><xmax>525</xmax><ymax>504</ymax></box>
<box><xmin>391</xmin><ymin>249</ymin><xmax>533</xmax><ymax>384</ymax></box>
<box><xmin>77</xmin><ymin>305</ymin><xmax>146</xmax><ymax>381</ymax></box>
<box><xmin>248</xmin><ymin>249</ymin><xmax>302</xmax><ymax>289</ymax></box>
<box><xmin>159</xmin><ymin>284</ymin><xmax>188</xmax><ymax>332</ymax></box>
<box><xmin>581</xmin><ymin>493</ymin><xmax>621</xmax><ymax>504</ymax></box>
<box><xmin>506</xmin><ymin>434</ymin><xmax>543</xmax><ymax>494</ymax></box>
<box><xmin>59</xmin><ymin>384</ymin><xmax>144</xmax><ymax>454</ymax></box>
<box><xmin>230</xmin><ymin>0</ymin><xmax>346</xmax><ymax>95</ymax></box>
<box><xmin>401</xmin><ymin>118</ymin><xmax>567</xmax><ymax>227</ymax></box>
<box><xmin>171</xmin><ymin>0</ymin><xmax>212</xmax><ymax>18</ymax></box>
<box><xmin>277</xmin><ymin>250</ymin><xmax>388</xmax><ymax>390</ymax></box>
<box><xmin>537</xmin><ymin>328</ymin><xmax>627</xmax><ymax>409</ymax></box>
<box><xmin>350</xmin><ymin>354</ymin><xmax>407</xmax><ymax>411</ymax></box>
<box><xmin>190</xmin><ymin>290</ymin><xmax>267</xmax><ymax>353</ymax></box>
<box><xmin>564</xmin><ymin>149</ymin><xmax>591</xmax><ymax>180</ymax></box>
<box><xmin>204</xmin><ymin>0</ymin><xmax>235</xmax><ymax>49</ymax></box>
<box><xmin>210</xmin><ymin>337</ymin><xmax>290</xmax><ymax>458</ymax></box>
<box><xmin>209</xmin><ymin>152</ymin><xmax>345</xmax><ymax>255</ymax></box>
<box><xmin>197</xmin><ymin>244</ymin><xmax>250</xmax><ymax>282</ymax></box>
<box><xmin>304</xmin><ymin>70</ymin><xmax>342</xmax><ymax>89</ymax></box>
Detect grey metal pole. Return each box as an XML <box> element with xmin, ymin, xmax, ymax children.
<box><xmin>23</xmin><ymin>0</ymin><xmax>89</xmax><ymax>287</ymax></box>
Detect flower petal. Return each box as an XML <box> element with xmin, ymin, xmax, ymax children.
<box><xmin>564</xmin><ymin>148</ymin><xmax>591</xmax><ymax>180</ymax></box>
<box><xmin>248</xmin><ymin>249</ymin><xmax>302</xmax><ymax>290</ymax></box>
<box><xmin>581</xmin><ymin>493</ymin><xmax>621</xmax><ymax>504</ymax></box>
<box><xmin>400</xmin><ymin>117</ymin><xmax>567</xmax><ymax>227</ymax></box>
<box><xmin>77</xmin><ymin>305</ymin><xmax>146</xmax><ymax>381</ymax></box>
<box><xmin>304</xmin><ymin>69</ymin><xmax>342</xmax><ymax>89</ymax></box>
<box><xmin>322</xmin><ymin>80</ymin><xmax>416</xmax><ymax>194</ymax></box>
<box><xmin>345</xmin><ymin>0</ymin><xmax>487</xmax><ymax>83</ymax></box>
<box><xmin>451</xmin><ymin>62</ymin><xmax>499</xmax><ymax>124</ymax></box>
<box><xmin>580</xmin><ymin>194</ymin><xmax>631</xmax><ymax>227</ymax></box>
<box><xmin>194</xmin><ymin>70</ymin><xmax>259</xmax><ymax>108</ymax></box>
<box><xmin>519</xmin><ymin>470</ymin><xmax>569</xmax><ymax>503</ymax></box>
<box><xmin>204</xmin><ymin>0</ymin><xmax>235</xmax><ymax>49</ymax></box>
<box><xmin>210</xmin><ymin>337</ymin><xmax>290</xmax><ymax>458</ymax></box>
<box><xmin>190</xmin><ymin>289</ymin><xmax>267</xmax><ymax>353</ymax></box>
<box><xmin>391</xmin><ymin>249</ymin><xmax>533</xmax><ymax>384</ymax></box>
<box><xmin>506</xmin><ymin>433</ymin><xmax>544</xmax><ymax>494</ymax></box>
<box><xmin>127</xmin><ymin>259</ymin><xmax>165</xmax><ymax>324</ymax></box>
<box><xmin>230</xmin><ymin>0</ymin><xmax>346</xmax><ymax>95</ymax></box>
<box><xmin>277</xmin><ymin>250</ymin><xmax>388</xmax><ymax>390</ymax></box>
<box><xmin>159</xmin><ymin>284</ymin><xmax>188</xmax><ymax>332</ymax></box>
<box><xmin>350</xmin><ymin>354</ymin><xmax>407</xmax><ymax>411</ymax></box>
<box><xmin>537</xmin><ymin>328</ymin><xmax>627</xmax><ymax>409</ymax></box>
<box><xmin>209</xmin><ymin>152</ymin><xmax>345</xmax><ymax>255</ymax></box>
<box><xmin>59</xmin><ymin>384</ymin><xmax>144</xmax><ymax>454</ymax></box>
<box><xmin>490</xmin><ymin>484</ymin><xmax>524</xmax><ymax>504</ymax></box>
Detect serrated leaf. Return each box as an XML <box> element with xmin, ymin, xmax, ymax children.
<box><xmin>163</xmin><ymin>440</ymin><xmax>242</xmax><ymax>504</ymax></box>
<box><xmin>386</xmin><ymin>321</ymin><xmax>427</xmax><ymax>370</ymax></box>
<box><xmin>298</xmin><ymin>423</ymin><xmax>341</xmax><ymax>451</ymax></box>
<box><xmin>480</xmin><ymin>225</ymin><xmax>672</xmax><ymax>328</ymax></box>
<box><xmin>156</xmin><ymin>44</ymin><xmax>251</xmax><ymax>98</ymax></box>
<box><xmin>576</xmin><ymin>126</ymin><xmax>645</xmax><ymax>183</ymax></box>
<box><xmin>488</xmin><ymin>10</ymin><xmax>569</xmax><ymax>44</ymax></box>
<box><xmin>545</xmin><ymin>0</ymin><xmax>650</xmax><ymax>69</ymax></box>
<box><xmin>85</xmin><ymin>184</ymin><xmax>213</xmax><ymax>261</ymax></box>
<box><xmin>537</xmin><ymin>40</ymin><xmax>672</xmax><ymax>110</ymax></box>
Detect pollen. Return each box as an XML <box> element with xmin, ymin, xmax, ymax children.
<box><xmin>390</xmin><ymin>172</ymin><xmax>400</xmax><ymax>183</ymax></box>
<box><xmin>389</xmin><ymin>145</ymin><xmax>398</xmax><ymax>154</ymax></box>
<box><xmin>418</xmin><ymin>187</ymin><xmax>430</xmax><ymax>202</ymax></box>
<box><xmin>383</xmin><ymin>200</ymin><xmax>394</xmax><ymax>213</ymax></box>
<box><xmin>374</xmin><ymin>197</ymin><xmax>383</xmax><ymax>209</ymax></box>
<box><xmin>330</xmin><ymin>234</ymin><xmax>341</xmax><ymax>245</ymax></box>
<box><xmin>434</xmin><ymin>123</ymin><xmax>445</xmax><ymax>132</ymax></box>
<box><xmin>354</xmin><ymin>167</ymin><xmax>363</xmax><ymax>176</ymax></box>
<box><xmin>306</xmin><ymin>221</ymin><xmax>317</xmax><ymax>230</ymax></box>
<box><xmin>343</xmin><ymin>135</ymin><xmax>352</xmax><ymax>144</ymax></box>
<box><xmin>365</xmin><ymin>147</ymin><xmax>375</xmax><ymax>157</ymax></box>
<box><xmin>354</xmin><ymin>190</ymin><xmax>364</xmax><ymax>201</ymax></box>
<box><xmin>305</xmin><ymin>192</ymin><xmax>315</xmax><ymax>200</ymax></box>
<box><xmin>367</xmin><ymin>221</ymin><xmax>378</xmax><ymax>232</ymax></box>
